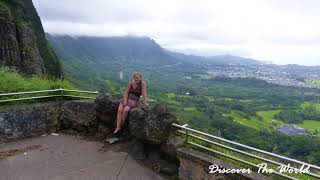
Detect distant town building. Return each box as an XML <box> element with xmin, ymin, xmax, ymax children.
<box><xmin>119</xmin><ymin>71</ymin><xmax>123</xmax><ymax>80</ymax></box>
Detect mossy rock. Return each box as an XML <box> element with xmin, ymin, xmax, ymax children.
<box><xmin>0</xmin><ymin>0</ymin><xmax>62</xmax><ymax>78</ymax></box>
<box><xmin>0</xmin><ymin>3</ymin><xmax>12</xmax><ymax>20</ymax></box>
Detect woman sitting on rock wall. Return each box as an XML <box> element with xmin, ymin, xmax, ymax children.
<box><xmin>113</xmin><ymin>72</ymin><xmax>148</xmax><ymax>134</ymax></box>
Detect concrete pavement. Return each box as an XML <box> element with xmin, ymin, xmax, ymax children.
<box><xmin>0</xmin><ymin>134</ymin><xmax>166</xmax><ymax>180</ymax></box>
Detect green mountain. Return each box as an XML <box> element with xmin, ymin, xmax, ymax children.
<box><xmin>167</xmin><ymin>50</ymin><xmax>262</xmax><ymax>66</ymax></box>
<box><xmin>46</xmin><ymin>34</ymin><xmax>179</xmax><ymax>66</ymax></box>
<box><xmin>46</xmin><ymin>34</ymin><xmax>201</xmax><ymax>92</ymax></box>
<box><xmin>47</xmin><ymin>34</ymin><xmax>262</xmax><ymax>69</ymax></box>
<box><xmin>0</xmin><ymin>0</ymin><xmax>61</xmax><ymax>78</ymax></box>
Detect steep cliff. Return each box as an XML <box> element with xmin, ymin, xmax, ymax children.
<box><xmin>0</xmin><ymin>0</ymin><xmax>61</xmax><ymax>77</ymax></box>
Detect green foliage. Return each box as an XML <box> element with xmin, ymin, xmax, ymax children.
<box><xmin>160</xmin><ymin>85</ymin><xmax>320</xmax><ymax>166</ymax></box>
<box><xmin>275</xmin><ymin>103</ymin><xmax>320</xmax><ymax>123</ymax></box>
<box><xmin>42</xmin><ymin>41</ymin><xmax>62</xmax><ymax>78</ymax></box>
<box><xmin>275</xmin><ymin>111</ymin><xmax>305</xmax><ymax>123</ymax></box>
<box><xmin>0</xmin><ymin>67</ymin><xmax>74</xmax><ymax>93</ymax></box>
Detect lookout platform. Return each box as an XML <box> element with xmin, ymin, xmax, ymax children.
<box><xmin>0</xmin><ymin>134</ymin><xmax>165</xmax><ymax>180</ymax></box>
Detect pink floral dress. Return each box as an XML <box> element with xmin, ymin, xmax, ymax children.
<box><xmin>121</xmin><ymin>81</ymin><xmax>142</xmax><ymax>109</ymax></box>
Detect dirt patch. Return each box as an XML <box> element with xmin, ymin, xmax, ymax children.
<box><xmin>0</xmin><ymin>144</ymin><xmax>42</xmax><ymax>160</ymax></box>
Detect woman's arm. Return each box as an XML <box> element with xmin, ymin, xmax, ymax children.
<box><xmin>141</xmin><ymin>81</ymin><xmax>148</xmax><ymax>106</ymax></box>
<box><xmin>123</xmin><ymin>82</ymin><xmax>131</xmax><ymax>105</ymax></box>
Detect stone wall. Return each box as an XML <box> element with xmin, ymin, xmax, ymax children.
<box><xmin>0</xmin><ymin>101</ymin><xmax>60</xmax><ymax>142</ymax></box>
<box><xmin>0</xmin><ymin>99</ymin><xmax>97</xmax><ymax>143</ymax></box>
<box><xmin>60</xmin><ymin>100</ymin><xmax>97</xmax><ymax>134</ymax></box>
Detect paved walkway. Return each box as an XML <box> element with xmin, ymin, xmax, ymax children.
<box><xmin>0</xmin><ymin>134</ymin><xmax>165</xmax><ymax>180</ymax></box>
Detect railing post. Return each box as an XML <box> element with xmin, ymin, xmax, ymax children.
<box><xmin>60</xmin><ymin>88</ymin><xmax>63</xmax><ymax>102</ymax></box>
<box><xmin>185</xmin><ymin>129</ymin><xmax>189</xmax><ymax>145</ymax></box>
<box><xmin>183</xmin><ymin>124</ymin><xmax>189</xmax><ymax>145</ymax></box>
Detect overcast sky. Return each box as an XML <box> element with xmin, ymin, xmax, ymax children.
<box><xmin>32</xmin><ymin>0</ymin><xmax>320</xmax><ymax>66</ymax></box>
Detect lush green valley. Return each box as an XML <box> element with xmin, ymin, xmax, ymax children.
<box><xmin>158</xmin><ymin>77</ymin><xmax>320</xmax><ymax>166</ymax></box>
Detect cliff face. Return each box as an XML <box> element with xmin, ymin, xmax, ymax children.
<box><xmin>0</xmin><ymin>0</ymin><xmax>61</xmax><ymax>77</ymax></box>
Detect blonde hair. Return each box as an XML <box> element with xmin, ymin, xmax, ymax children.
<box><xmin>133</xmin><ymin>72</ymin><xmax>142</xmax><ymax>78</ymax></box>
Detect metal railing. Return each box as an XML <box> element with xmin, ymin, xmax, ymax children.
<box><xmin>172</xmin><ymin>123</ymin><xmax>320</xmax><ymax>180</ymax></box>
<box><xmin>0</xmin><ymin>89</ymin><xmax>99</xmax><ymax>103</ymax></box>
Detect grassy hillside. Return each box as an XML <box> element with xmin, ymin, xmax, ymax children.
<box><xmin>0</xmin><ymin>67</ymin><xmax>73</xmax><ymax>93</ymax></box>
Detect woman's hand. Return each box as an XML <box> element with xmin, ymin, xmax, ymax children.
<box><xmin>144</xmin><ymin>102</ymin><xmax>149</xmax><ymax>107</ymax></box>
<box><xmin>123</xmin><ymin>100</ymin><xmax>128</xmax><ymax>106</ymax></box>
<box><xmin>141</xmin><ymin>81</ymin><xmax>148</xmax><ymax>107</ymax></box>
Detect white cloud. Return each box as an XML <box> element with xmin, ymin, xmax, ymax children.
<box><xmin>33</xmin><ymin>0</ymin><xmax>320</xmax><ymax>65</ymax></box>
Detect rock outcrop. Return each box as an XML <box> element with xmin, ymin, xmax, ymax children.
<box><xmin>60</xmin><ymin>100</ymin><xmax>97</xmax><ymax>134</ymax></box>
<box><xmin>0</xmin><ymin>3</ymin><xmax>29</xmax><ymax>72</ymax></box>
<box><xmin>94</xmin><ymin>94</ymin><xmax>180</xmax><ymax>144</ymax></box>
<box><xmin>0</xmin><ymin>0</ymin><xmax>61</xmax><ymax>77</ymax></box>
<box><xmin>94</xmin><ymin>94</ymin><xmax>183</xmax><ymax>176</ymax></box>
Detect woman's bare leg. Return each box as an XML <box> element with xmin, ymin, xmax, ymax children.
<box><xmin>114</xmin><ymin>103</ymin><xmax>124</xmax><ymax>133</ymax></box>
<box><xmin>121</xmin><ymin>106</ymin><xmax>130</xmax><ymax>128</ymax></box>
